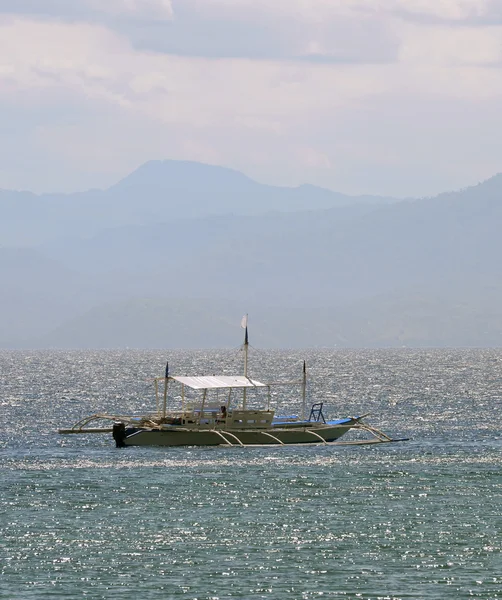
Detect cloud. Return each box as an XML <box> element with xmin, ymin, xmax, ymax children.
<box><xmin>89</xmin><ymin>0</ymin><xmax>173</xmax><ymax>19</ymax></box>
<box><xmin>129</xmin><ymin>0</ymin><xmax>401</xmax><ymax>63</ymax></box>
<box><xmin>1</xmin><ymin>6</ymin><xmax>502</xmax><ymax>196</ymax></box>
<box><xmin>384</xmin><ymin>0</ymin><xmax>502</xmax><ymax>25</ymax></box>
<box><xmin>398</xmin><ymin>22</ymin><xmax>502</xmax><ymax>66</ymax></box>
<box><xmin>3</xmin><ymin>0</ymin><xmax>501</xmax><ymax>66</ymax></box>
<box><xmin>0</xmin><ymin>0</ymin><xmax>173</xmax><ymax>20</ymax></box>
<box><xmin>0</xmin><ymin>0</ymin><xmax>399</xmax><ymax>64</ymax></box>
<box><xmin>126</xmin><ymin>14</ymin><xmax>398</xmax><ymax>64</ymax></box>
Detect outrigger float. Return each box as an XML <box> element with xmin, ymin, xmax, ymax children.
<box><xmin>59</xmin><ymin>318</ymin><xmax>407</xmax><ymax>448</ymax></box>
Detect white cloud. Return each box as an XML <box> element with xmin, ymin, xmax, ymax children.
<box><xmin>0</xmin><ymin>0</ymin><xmax>173</xmax><ymax>20</ymax></box>
<box><xmin>172</xmin><ymin>0</ymin><xmax>499</xmax><ymax>24</ymax></box>
<box><xmin>88</xmin><ymin>0</ymin><xmax>173</xmax><ymax>19</ymax></box>
<box><xmin>381</xmin><ymin>0</ymin><xmax>492</xmax><ymax>20</ymax></box>
<box><xmin>1</xmin><ymin>6</ymin><xmax>502</xmax><ymax>196</ymax></box>
<box><xmin>399</xmin><ymin>23</ymin><xmax>502</xmax><ymax>66</ymax></box>
<box><xmin>0</xmin><ymin>0</ymin><xmax>398</xmax><ymax>63</ymax></box>
<box><xmin>3</xmin><ymin>0</ymin><xmax>500</xmax><ymax>66</ymax></box>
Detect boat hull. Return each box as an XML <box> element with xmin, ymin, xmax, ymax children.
<box><xmin>122</xmin><ymin>421</ymin><xmax>357</xmax><ymax>447</ymax></box>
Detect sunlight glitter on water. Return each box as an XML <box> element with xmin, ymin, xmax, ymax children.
<box><xmin>1</xmin><ymin>348</ymin><xmax>502</xmax><ymax>599</ymax></box>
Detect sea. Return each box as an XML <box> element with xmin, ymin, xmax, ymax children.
<box><xmin>1</xmin><ymin>348</ymin><xmax>501</xmax><ymax>600</ymax></box>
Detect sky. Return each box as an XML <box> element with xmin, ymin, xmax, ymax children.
<box><xmin>1</xmin><ymin>0</ymin><xmax>502</xmax><ymax>197</ymax></box>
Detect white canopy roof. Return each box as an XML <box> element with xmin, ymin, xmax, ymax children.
<box><xmin>171</xmin><ymin>375</ymin><xmax>266</xmax><ymax>390</ymax></box>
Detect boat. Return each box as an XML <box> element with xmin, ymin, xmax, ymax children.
<box><xmin>59</xmin><ymin>317</ymin><xmax>407</xmax><ymax>447</ymax></box>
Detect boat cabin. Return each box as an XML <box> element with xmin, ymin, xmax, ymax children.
<box><xmin>154</xmin><ymin>374</ymin><xmax>276</xmax><ymax>430</ymax></box>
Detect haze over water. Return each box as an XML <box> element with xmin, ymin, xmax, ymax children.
<box><xmin>1</xmin><ymin>348</ymin><xmax>501</xmax><ymax>599</ymax></box>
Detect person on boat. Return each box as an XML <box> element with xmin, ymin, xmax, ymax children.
<box><xmin>220</xmin><ymin>405</ymin><xmax>227</xmax><ymax>421</ymax></box>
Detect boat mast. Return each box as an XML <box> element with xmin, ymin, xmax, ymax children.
<box><xmin>162</xmin><ymin>360</ymin><xmax>169</xmax><ymax>419</ymax></box>
<box><xmin>242</xmin><ymin>314</ymin><xmax>249</xmax><ymax>410</ymax></box>
<box><xmin>302</xmin><ymin>360</ymin><xmax>307</xmax><ymax>421</ymax></box>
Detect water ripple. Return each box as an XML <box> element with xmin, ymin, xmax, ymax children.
<box><xmin>1</xmin><ymin>349</ymin><xmax>501</xmax><ymax>599</ymax></box>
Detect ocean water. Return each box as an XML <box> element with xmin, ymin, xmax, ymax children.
<box><xmin>1</xmin><ymin>348</ymin><xmax>501</xmax><ymax>600</ymax></box>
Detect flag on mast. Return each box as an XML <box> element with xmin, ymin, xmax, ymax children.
<box><xmin>241</xmin><ymin>314</ymin><xmax>249</xmax><ymax>345</ymax></box>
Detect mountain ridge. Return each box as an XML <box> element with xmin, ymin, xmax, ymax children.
<box><xmin>1</xmin><ymin>160</ymin><xmax>502</xmax><ymax>348</ymax></box>
<box><xmin>0</xmin><ymin>159</ymin><xmax>401</xmax><ymax>246</ymax></box>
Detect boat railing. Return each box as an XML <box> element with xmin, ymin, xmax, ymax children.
<box><xmin>227</xmin><ymin>410</ymin><xmax>274</xmax><ymax>429</ymax></box>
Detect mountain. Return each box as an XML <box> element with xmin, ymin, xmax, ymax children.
<box><xmin>28</xmin><ymin>298</ymin><xmax>262</xmax><ymax>349</ymax></box>
<box><xmin>39</xmin><ymin>172</ymin><xmax>502</xmax><ymax>304</ymax></box>
<box><xmin>1</xmin><ymin>164</ymin><xmax>502</xmax><ymax>348</ymax></box>
<box><xmin>0</xmin><ymin>160</ymin><xmax>399</xmax><ymax>245</ymax></box>
<box><xmin>0</xmin><ymin>248</ymin><xmax>82</xmax><ymax>342</ymax></box>
<box><xmin>25</xmin><ymin>279</ymin><xmax>502</xmax><ymax>349</ymax></box>
<box><xmin>109</xmin><ymin>160</ymin><xmax>398</xmax><ymax>213</ymax></box>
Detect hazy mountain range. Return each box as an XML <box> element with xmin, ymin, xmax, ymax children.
<box><xmin>1</xmin><ymin>160</ymin><xmax>501</xmax><ymax>348</ymax></box>
<box><xmin>0</xmin><ymin>160</ymin><xmax>398</xmax><ymax>246</ymax></box>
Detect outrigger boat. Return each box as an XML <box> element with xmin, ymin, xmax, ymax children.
<box><xmin>59</xmin><ymin>318</ymin><xmax>406</xmax><ymax>447</ymax></box>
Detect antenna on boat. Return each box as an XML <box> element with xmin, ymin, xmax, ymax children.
<box><xmin>241</xmin><ymin>314</ymin><xmax>249</xmax><ymax>409</ymax></box>
<box><xmin>302</xmin><ymin>360</ymin><xmax>307</xmax><ymax>421</ymax></box>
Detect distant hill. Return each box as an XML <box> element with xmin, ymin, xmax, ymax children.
<box><xmin>0</xmin><ymin>248</ymin><xmax>82</xmax><ymax>342</ymax></box>
<box><xmin>109</xmin><ymin>160</ymin><xmax>398</xmax><ymax>214</ymax></box>
<box><xmin>39</xmin><ymin>173</ymin><xmax>502</xmax><ymax>302</ymax></box>
<box><xmin>0</xmin><ymin>160</ymin><xmax>399</xmax><ymax>245</ymax></box>
<box><xmin>1</xmin><ymin>163</ymin><xmax>502</xmax><ymax>348</ymax></box>
<box><xmin>23</xmin><ymin>279</ymin><xmax>502</xmax><ymax>349</ymax></box>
